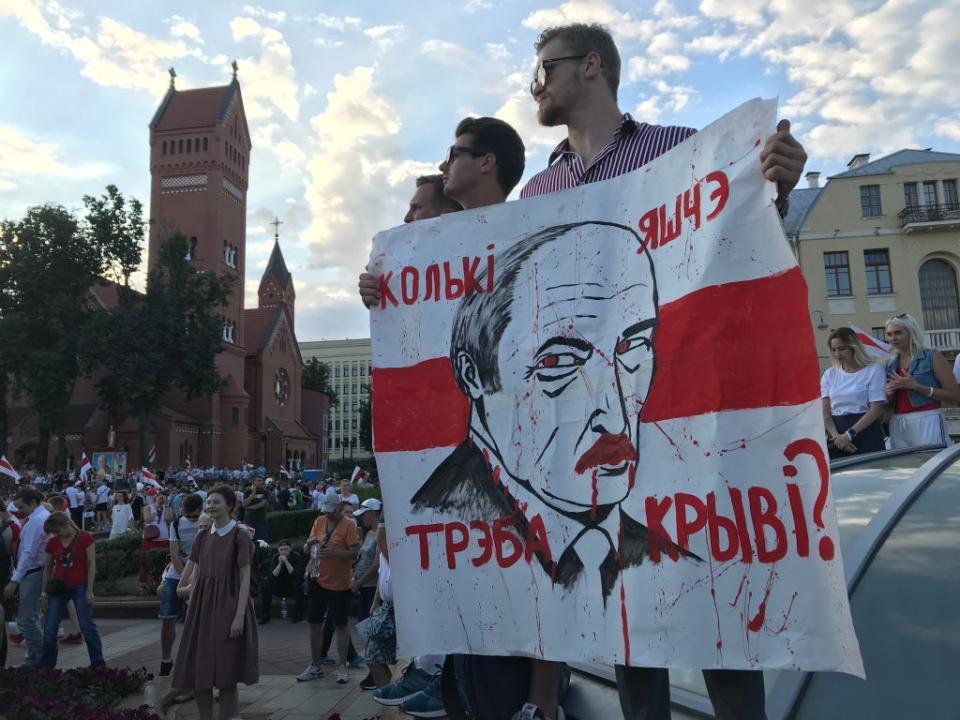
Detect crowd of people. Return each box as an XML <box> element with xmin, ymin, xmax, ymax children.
<box><xmin>13</xmin><ymin>17</ymin><xmax>954</xmax><ymax>720</ymax></box>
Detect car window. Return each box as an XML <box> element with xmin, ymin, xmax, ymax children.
<box><xmin>829</xmin><ymin>450</ymin><xmax>937</xmax><ymax>549</ymax></box>
<box><xmin>668</xmin><ymin>451</ymin><xmax>938</xmax><ymax>703</ymax></box>
<box><xmin>793</xmin><ymin>461</ymin><xmax>960</xmax><ymax>718</ymax></box>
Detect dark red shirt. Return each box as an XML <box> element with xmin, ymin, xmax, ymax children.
<box><xmin>45</xmin><ymin>531</ymin><xmax>95</xmax><ymax>588</ymax></box>
<box><xmin>520</xmin><ymin>115</ymin><xmax>696</xmax><ymax>199</ymax></box>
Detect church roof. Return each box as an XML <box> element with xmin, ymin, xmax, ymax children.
<box><xmin>261</xmin><ymin>240</ymin><xmax>291</xmax><ymax>289</ymax></box>
<box><xmin>150</xmin><ymin>80</ymin><xmax>239</xmax><ymax>132</ymax></box>
<box><xmin>243</xmin><ymin>305</ymin><xmax>285</xmax><ymax>352</ymax></box>
<box><xmin>267</xmin><ymin>416</ymin><xmax>314</xmax><ymax>440</ymax></box>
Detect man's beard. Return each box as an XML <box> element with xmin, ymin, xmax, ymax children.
<box><xmin>537</xmin><ymin>101</ymin><xmax>566</xmax><ymax>127</ymax></box>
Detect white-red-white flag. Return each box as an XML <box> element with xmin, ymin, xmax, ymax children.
<box><xmin>140</xmin><ymin>467</ymin><xmax>162</xmax><ymax>490</ymax></box>
<box><xmin>350</xmin><ymin>466</ymin><xmax>366</xmax><ymax>484</ymax></box>
<box><xmin>0</xmin><ymin>455</ymin><xmax>20</xmax><ymax>484</ymax></box>
<box><xmin>185</xmin><ymin>456</ymin><xmax>191</xmax><ymax>469</ymax></box>
<box><xmin>279</xmin><ymin>466</ymin><xmax>290</xmax><ymax>478</ymax></box>
<box><xmin>849</xmin><ymin>324</ymin><xmax>891</xmax><ymax>360</ymax></box>
<box><xmin>148</xmin><ymin>444</ymin><xmax>157</xmax><ymax>465</ymax></box>
<box><xmin>79</xmin><ymin>452</ymin><xmax>93</xmax><ymax>481</ymax></box>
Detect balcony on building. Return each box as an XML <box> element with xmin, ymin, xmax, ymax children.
<box><xmin>899</xmin><ymin>203</ymin><xmax>960</xmax><ymax>233</ymax></box>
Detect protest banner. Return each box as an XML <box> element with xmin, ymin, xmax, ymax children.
<box><xmin>369</xmin><ymin>98</ymin><xmax>863</xmax><ymax>674</ymax></box>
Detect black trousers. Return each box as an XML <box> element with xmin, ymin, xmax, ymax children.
<box><xmin>615</xmin><ymin>666</ymin><xmax>766</xmax><ymax>720</ymax></box>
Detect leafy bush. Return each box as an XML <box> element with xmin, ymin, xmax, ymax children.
<box><xmin>266</xmin><ymin>509</ymin><xmax>317</xmax><ymax>540</ymax></box>
<box><xmin>0</xmin><ymin>665</ymin><xmax>159</xmax><ymax>720</ymax></box>
<box><xmin>95</xmin><ymin>535</ymin><xmax>168</xmax><ymax>592</ymax></box>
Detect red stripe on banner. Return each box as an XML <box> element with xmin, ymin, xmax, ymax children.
<box><xmin>373</xmin><ymin>357</ymin><xmax>469</xmax><ymax>452</ymax></box>
<box><xmin>642</xmin><ymin>267</ymin><xmax>820</xmax><ymax>421</ymax></box>
<box><xmin>372</xmin><ymin>268</ymin><xmax>820</xmax><ymax>453</ymax></box>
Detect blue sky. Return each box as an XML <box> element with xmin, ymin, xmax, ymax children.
<box><xmin>2</xmin><ymin>0</ymin><xmax>958</xmax><ymax>342</ymax></box>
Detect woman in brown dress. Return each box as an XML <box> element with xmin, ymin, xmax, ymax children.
<box><xmin>171</xmin><ymin>484</ymin><xmax>258</xmax><ymax>720</ymax></box>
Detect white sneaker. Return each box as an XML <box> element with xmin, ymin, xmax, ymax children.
<box><xmin>296</xmin><ymin>664</ymin><xmax>323</xmax><ymax>682</ymax></box>
<box><xmin>336</xmin><ymin>664</ymin><xmax>350</xmax><ymax>684</ymax></box>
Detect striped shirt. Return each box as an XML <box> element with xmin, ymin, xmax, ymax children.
<box><xmin>520</xmin><ymin>114</ymin><xmax>696</xmax><ymax>199</ymax></box>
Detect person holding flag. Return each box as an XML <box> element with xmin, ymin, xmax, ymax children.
<box><xmin>821</xmin><ymin>327</ymin><xmax>888</xmax><ymax>457</ymax></box>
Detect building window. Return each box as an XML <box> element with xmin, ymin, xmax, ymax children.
<box><xmin>871</xmin><ymin>327</ymin><xmax>886</xmax><ymax>342</ymax></box>
<box><xmin>859</xmin><ymin>185</ymin><xmax>881</xmax><ymax>217</ymax></box>
<box><xmin>904</xmin><ymin>182</ymin><xmax>919</xmax><ymax>208</ymax></box>
<box><xmin>923</xmin><ymin>181</ymin><xmax>937</xmax><ymax>207</ymax></box>
<box><xmin>232</xmin><ymin>407</ymin><xmax>239</xmax><ymax>426</ymax></box>
<box><xmin>186</xmin><ymin>236</ymin><xmax>198</xmax><ymax>261</ymax></box>
<box><xmin>162</xmin><ymin>140</ymin><xmax>167</xmax><ymax>155</ymax></box>
<box><xmin>824</xmin><ymin>252</ymin><xmax>852</xmax><ymax>297</ymax></box>
<box><xmin>274</xmin><ymin>368</ymin><xmax>290</xmax><ymax>407</ymax></box>
<box><xmin>195</xmin><ymin>137</ymin><xmax>200</xmax><ymax>151</ymax></box>
<box><xmin>864</xmin><ymin>249</ymin><xmax>893</xmax><ymax>295</ymax></box>
<box><xmin>203</xmin><ymin>137</ymin><xmax>208</xmax><ymax>152</ymax></box>
<box><xmin>919</xmin><ymin>259</ymin><xmax>960</xmax><ymax>331</ymax></box>
<box><xmin>944</xmin><ymin>180</ymin><xmax>959</xmax><ymax>210</ymax></box>
<box><xmin>178</xmin><ymin>139</ymin><xmax>184</xmax><ymax>153</ymax></box>
<box><xmin>334</xmin><ymin>366</ymin><xmax>340</xmax><ymax>378</ymax></box>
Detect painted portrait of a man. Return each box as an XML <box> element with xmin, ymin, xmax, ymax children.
<box><xmin>412</xmin><ymin>221</ymin><xmax>696</xmax><ymax>600</ymax></box>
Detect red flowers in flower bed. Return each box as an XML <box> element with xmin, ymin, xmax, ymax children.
<box><xmin>0</xmin><ymin>665</ymin><xmax>160</xmax><ymax>720</ymax></box>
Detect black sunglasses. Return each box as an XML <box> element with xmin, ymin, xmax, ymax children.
<box><xmin>445</xmin><ymin>144</ymin><xmax>490</xmax><ymax>166</ymax></box>
<box><xmin>529</xmin><ymin>54</ymin><xmax>589</xmax><ymax>94</ymax></box>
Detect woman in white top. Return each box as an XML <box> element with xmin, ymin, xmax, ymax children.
<box><xmin>821</xmin><ymin>327</ymin><xmax>887</xmax><ymax>457</ymax></box>
<box><xmin>109</xmin><ymin>491</ymin><xmax>135</xmax><ymax>539</ymax></box>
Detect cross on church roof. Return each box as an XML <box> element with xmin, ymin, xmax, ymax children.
<box><xmin>232</xmin><ymin>60</ymin><xmax>239</xmax><ymax>81</ymax></box>
<box><xmin>168</xmin><ymin>67</ymin><xmax>176</xmax><ymax>89</ymax></box>
<box><xmin>270</xmin><ymin>216</ymin><xmax>283</xmax><ymax>241</ymax></box>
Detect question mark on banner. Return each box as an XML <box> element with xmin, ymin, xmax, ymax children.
<box><xmin>782</xmin><ymin>438</ymin><xmax>834</xmax><ymax>561</ymax></box>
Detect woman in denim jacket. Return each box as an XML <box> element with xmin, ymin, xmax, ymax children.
<box><xmin>884</xmin><ymin>313</ymin><xmax>960</xmax><ymax>448</ymax></box>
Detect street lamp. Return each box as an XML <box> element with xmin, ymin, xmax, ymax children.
<box><xmin>811</xmin><ymin>310</ymin><xmax>829</xmax><ymax>331</ymax></box>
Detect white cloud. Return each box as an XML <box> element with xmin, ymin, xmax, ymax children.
<box><xmin>485</xmin><ymin>42</ymin><xmax>510</xmax><ymax>60</ymax></box>
<box><xmin>421</xmin><ymin>39</ymin><xmax>475</xmax><ymax>66</ymax></box>
<box><xmin>314</xmin><ymin>37</ymin><xmax>345</xmax><ymax>48</ymax></box>
<box><xmin>626</xmin><ymin>33</ymin><xmax>690</xmax><ymax>79</ymax></box>
<box><xmin>168</xmin><ymin>15</ymin><xmax>203</xmax><ymax>44</ymax></box>
<box><xmin>521</xmin><ymin>0</ymin><xmax>696</xmax><ymax>41</ymax></box>
<box><xmin>935</xmin><ymin>120</ymin><xmax>960</xmax><ymax>143</ymax></box>
<box><xmin>314</xmin><ymin>13</ymin><xmax>362</xmax><ymax>31</ymax></box>
<box><xmin>243</xmin><ymin>5</ymin><xmax>287</xmax><ymax>23</ymax></box>
<box><xmin>0</xmin><ymin>2</ymin><xmax>203</xmax><ymax>96</ymax></box>
<box><xmin>0</xmin><ymin>124</ymin><xmax>110</xmax><ymax>191</ymax></box>
<box><xmin>252</xmin><ymin>122</ymin><xmax>306</xmax><ymax>174</ymax></box>
<box><xmin>465</xmin><ymin>0</ymin><xmax>493</xmax><ymax>11</ymax></box>
<box><xmin>685</xmin><ymin>32</ymin><xmax>744</xmax><ymax>61</ymax></box>
<box><xmin>230</xmin><ymin>18</ymin><xmax>300</xmax><ymax>121</ymax></box>
<box><xmin>230</xmin><ymin>16</ymin><xmax>262</xmax><ymax>42</ymax></box>
<box><xmin>493</xmin><ymin>72</ymin><xmax>566</xmax><ymax>154</ymax></box>
<box><xmin>302</xmin><ymin>66</ymin><xmax>430</xmax><ymax>278</ymax></box>
<box><xmin>364</xmin><ymin>23</ymin><xmax>403</xmax><ymax>50</ymax></box>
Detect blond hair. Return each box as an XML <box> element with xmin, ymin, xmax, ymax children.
<box><xmin>828</xmin><ymin>327</ymin><xmax>875</xmax><ymax>369</ymax></box>
<box><xmin>885</xmin><ymin>313</ymin><xmax>926</xmax><ymax>358</ymax></box>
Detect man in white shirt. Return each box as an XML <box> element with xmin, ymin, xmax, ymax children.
<box><xmin>65</xmin><ymin>482</ymin><xmax>84</xmax><ymax>528</ymax></box>
<box><xmin>2</xmin><ymin>486</ymin><xmax>51</xmax><ymax>669</ymax></box>
<box><xmin>95</xmin><ymin>479</ymin><xmax>111</xmax><ymax>529</ymax></box>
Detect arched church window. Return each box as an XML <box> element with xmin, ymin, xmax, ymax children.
<box><xmin>232</xmin><ymin>407</ymin><xmax>239</xmax><ymax>426</ymax></box>
<box><xmin>187</xmin><ymin>138</ymin><xmax>192</xmax><ymax>153</ymax></box>
<box><xmin>203</xmin><ymin>137</ymin><xmax>208</xmax><ymax>152</ymax></box>
<box><xmin>195</xmin><ymin>137</ymin><xmax>200</xmax><ymax>151</ymax></box>
<box><xmin>162</xmin><ymin>141</ymin><xmax>167</xmax><ymax>155</ymax></box>
<box><xmin>178</xmin><ymin>139</ymin><xmax>184</xmax><ymax>153</ymax></box>
<box><xmin>274</xmin><ymin>369</ymin><xmax>290</xmax><ymax>407</ymax></box>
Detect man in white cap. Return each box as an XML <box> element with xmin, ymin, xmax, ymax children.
<box><xmin>298</xmin><ymin>488</ymin><xmax>360</xmax><ymax>685</ymax></box>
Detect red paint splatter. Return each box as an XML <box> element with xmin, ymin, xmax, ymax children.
<box><xmin>620</xmin><ymin>580</ymin><xmax>631</xmax><ymax>666</ymax></box>
<box><xmin>747</xmin><ymin>565</ymin><xmax>778</xmax><ymax>632</ymax></box>
<box><xmin>590</xmin><ymin>470</ymin><xmax>598</xmax><ymax>521</ymax></box>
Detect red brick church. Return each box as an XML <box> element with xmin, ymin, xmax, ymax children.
<box><xmin>6</xmin><ymin>68</ymin><xmax>327</xmax><ymax>473</ymax></box>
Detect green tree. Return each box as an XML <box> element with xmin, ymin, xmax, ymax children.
<box><xmin>302</xmin><ymin>356</ymin><xmax>338</xmax><ymax>407</ymax></box>
<box><xmin>82</xmin><ymin>232</ymin><xmax>234</xmax><ymax>466</ymax></box>
<box><xmin>0</xmin><ymin>187</ymin><xmax>144</xmax><ymax>471</ymax></box>
<box><xmin>358</xmin><ymin>390</ymin><xmax>372</xmax><ymax>453</ymax></box>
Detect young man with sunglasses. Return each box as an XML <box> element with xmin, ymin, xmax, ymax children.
<box><xmin>521</xmin><ymin>22</ymin><xmax>808</xmax><ymax>720</ymax></box>
<box><xmin>158</xmin><ymin>492</ymin><xmax>203</xmax><ymax>678</ymax></box>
